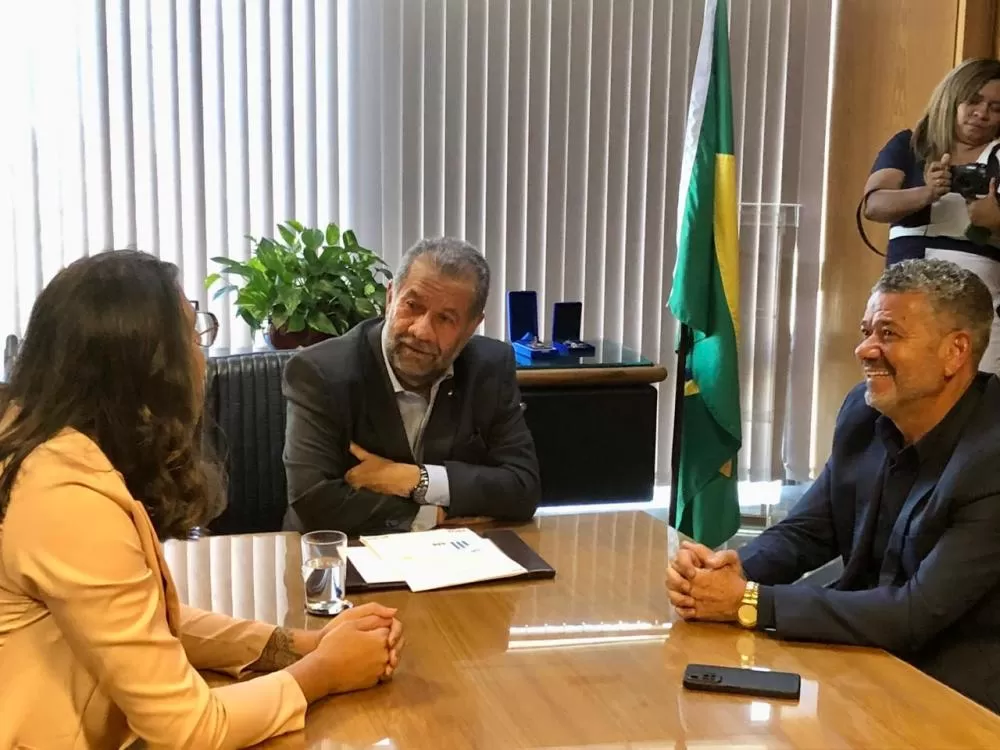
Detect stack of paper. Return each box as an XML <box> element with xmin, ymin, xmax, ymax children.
<box><xmin>344</xmin><ymin>546</ymin><xmax>404</xmax><ymax>584</ymax></box>
<box><xmin>351</xmin><ymin>528</ymin><xmax>527</xmax><ymax>592</ymax></box>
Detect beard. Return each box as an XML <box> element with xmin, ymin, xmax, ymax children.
<box><xmin>386</xmin><ymin>335</ymin><xmax>450</xmax><ymax>389</ymax></box>
<box><xmin>861</xmin><ymin>354</ymin><xmax>903</xmax><ymax>414</ymax></box>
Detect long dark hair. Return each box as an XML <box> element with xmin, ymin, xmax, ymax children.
<box><xmin>0</xmin><ymin>250</ymin><xmax>225</xmax><ymax>539</ymax></box>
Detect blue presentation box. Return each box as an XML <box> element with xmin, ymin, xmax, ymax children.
<box><xmin>507</xmin><ymin>291</ymin><xmax>559</xmax><ymax>360</ymax></box>
<box><xmin>551</xmin><ymin>301</ymin><xmax>595</xmax><ymax>356</ymax></box>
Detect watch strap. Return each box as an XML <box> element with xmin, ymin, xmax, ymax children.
<box><xmin>738</xmin><ymin>581</ymin><xmax>760</xmax><ymax>628</ymax></box>
<box><xmin>410</xmin><ymin>464</ymin><xmax>430</xmax><ymax>503</ymax></box>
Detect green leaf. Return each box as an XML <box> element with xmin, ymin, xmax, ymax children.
<box><xmin>340</xmin><ymin>272</ymin><xmax>364</xmax><ymax>292</ymax></box>
<box><xmin>302</xmin><ymin>228</ymin><xmax>324</xmax><ymax>252</ymax></box>
<box><xmin>307</xmin><ymin>310</ymin><xmax>337</xmax><ymax>334</ymax></box>
<box><xmin>287</xmin><ymin>311</ymin><xmax>307</xmax><ymax>333</ymax></box>
<box><xmin>312</xmin><ymin>278</ymin><xmax>345</xmax><ymax>298</ymax></box>
<box><xmin>212</xmin><ymin>283</ymin><xmax>238</xmax><ymax>301</ymax></box>
<box><xmin>355</xmin><ymin>298</ymin><xmax>377</xmax><ymax>318</ymax></box>
<box><xmin>271</xmin><ymin>308</ymin><xmax>290</xmax><ymax>330</ymax></box>
<box><xmin>284</xmin><ymin>253</ymin><xmax>306</xmax><ymax>279</ymax></box>
<box><xmin>276</xmin><ymin>285</ymin><xmax>303</xmax><ymax>313</ymax></box>
<box><xmin>253</xmin><ymin>237</ymin><xmax>275</xmax><ymax>256</ymax></box>
<box><xmin>285</xmin><ymin>219</ymin><xmax>305</xmax><ymax>233</ymax></box>
<box><xmin>210</xmin><ymin>257</ymin><xmax>255</xmax><ymax>279</ymax></box>
<box><xmin>278</xmin><ymin>224</ymin><xmax>297</xmax><ymax>246</ymax></box>
<box><xmin>325</xmin><ymin>223</ymin><xmax>341</xmax><ymax>247</ymax></box>
<box><xmin>236</xmin><ymin>285</ymin><xmax>271</xmax><ymax>309</ymax></box>
<box><xmin>238</xmin><ymin>308</ymin><xmax>263</xmax><ymax>332</ymax></box>
<box><xmin>318</xmin><ymin>245</ymin><xmax>345</xmax><ymax>268</ymax></box>
<box><xmin>256</xmin><ymin>244</ymin><xmax>287</xmax><ymax>277</ymax></box>
<box><xmin>343</xmin><ymin>229</ymin><xmax>358</xmax><ymax>248</ymax></box>
<box><xmin>204</xmin><ymin>272</ymin><xmax>221</xmax><ymax>289</ymax></box>
<box><xmin>211</xmin><ymin>255</ymin><xmax>245</xmax><ymax>269</ymax></box>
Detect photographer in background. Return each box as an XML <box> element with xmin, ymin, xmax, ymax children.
<box><xmin>862</xmin><ymin>58</ymin><xmax>1000</xmax><ymax>373</ymax></box>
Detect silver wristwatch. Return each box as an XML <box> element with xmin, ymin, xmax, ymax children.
<box><xmin>410</xmin><ymin>465</ymin><xmax>430</xmax><ymax>503</ymax></box>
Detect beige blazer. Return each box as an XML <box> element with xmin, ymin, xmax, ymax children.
<box><xmin>0</xmin><ymin>430</ymin><xmax>307</xmax><ymax>749</ymax></box>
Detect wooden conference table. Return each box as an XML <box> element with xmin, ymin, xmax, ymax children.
<box><xmin>164</xmin><ymin>511</ymin><xmax>1000</xmax><ymax>749</ymax></box>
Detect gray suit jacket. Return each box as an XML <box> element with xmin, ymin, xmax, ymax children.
<box><xmin>281</xmin><ymin>318</ymin><xmax>541</xmax><ymax>536</ymax></box>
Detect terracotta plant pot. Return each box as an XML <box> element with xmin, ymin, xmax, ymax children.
<box><xmin>267</xmin><ymin>322</ymin><xmax>335</xmax><ymax>350</ymax></box>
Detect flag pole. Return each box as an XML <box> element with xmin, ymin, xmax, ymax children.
<box><xmin>669</xmin><ymin>323</ymin><xmax>692</xmax><ymax>529</ymax></box>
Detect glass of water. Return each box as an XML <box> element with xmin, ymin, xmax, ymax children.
<box><xmin>301</xmin><ymin>530</ymin><xmax>352</xmax><ymax>616</ymax></box>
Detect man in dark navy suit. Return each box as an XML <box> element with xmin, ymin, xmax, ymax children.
<box><xmin>667</xmin><ymin>258</ymin><xmax>1000</xmax><ymax>713</ymax></box>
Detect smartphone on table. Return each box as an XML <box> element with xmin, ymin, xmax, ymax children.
<box><xmin>682</xmin><ymin>663</ymin><xmax>801</xmax><ymax>700</ymax></box>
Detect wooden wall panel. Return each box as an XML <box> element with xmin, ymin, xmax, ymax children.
<box><xmin>956</xmin><ymin>0</ymin><xmax>997</xmax><ymax>63</ymax></box>
<box><xmin>995</xmin><ymin>2</ymin><xmax>1000</xmax><ymax>58</ymax></box>
<box><xmin>812</xmin><ymin>0</ymin><xmax>961</xmax><ymax>472</ymax></box>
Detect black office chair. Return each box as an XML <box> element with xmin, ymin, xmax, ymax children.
<box><xmin>203</xmin><ymin>350</ymin><xmax>295</xmax><ymax>534</ymax></box>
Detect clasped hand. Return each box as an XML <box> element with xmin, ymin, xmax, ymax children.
<box><xmin>284</xmin><ymin>601</ymin><xmax>406</xmax><ymax>704</ymax></box>
<box><xmin>319</xmin><ymin>603</ymin><xmax>405</xmax><ymax>678</ymax></box>
<box><xmin>665</xmin><ymin>541</ymin><xmax>747</xmax><ymax>622</ymax></box>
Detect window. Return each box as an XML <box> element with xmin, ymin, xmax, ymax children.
<box><xmin>0</xmin><ymin>0</ymin><xmax>834</xmax><ymax>500</ymax></box>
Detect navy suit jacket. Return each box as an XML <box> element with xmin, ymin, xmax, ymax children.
<box><xmin>740</xmin><ymin>375</ymin><xmax>1000</xmax><ymax>713</ymax></box>
<box><xmin>281</xmin><ymin>318</ymin><xmax>541</xmax><ymax>536</ymax></box>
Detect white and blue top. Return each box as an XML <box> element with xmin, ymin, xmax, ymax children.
<box><xmin>871</xmin><ymin>129</ymin><xmax>1000</xmax><ymax>266</ymax></box>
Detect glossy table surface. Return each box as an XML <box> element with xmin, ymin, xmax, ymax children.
<box><xmin>164</xmin><ymin>511</ymin><xmax>1000</xmax><ymax>749</ymax></box>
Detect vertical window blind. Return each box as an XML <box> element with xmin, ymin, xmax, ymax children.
<box><xmin>0</xmin><ymin>0</ymin><xmax>834</xmax><ymax>491</ymax></box>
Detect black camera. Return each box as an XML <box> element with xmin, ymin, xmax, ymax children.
<box><xmin>950</xmin><ymin>142</ymin><xmax>1000</xmax><ymax>199</ymax></box>
<box><xmin>951</xmin><ymin>163</ymin><xmax>993</xmax><ymax>199</ymax></box>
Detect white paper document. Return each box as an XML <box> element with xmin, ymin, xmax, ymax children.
<box><xmin>358</xmin><ymin>528</ymin><xmax>527</xmax><ymax>592</ymax></box>
<box><xmin>345</xmin><ymin>546</ymin><xmax>403</xmax><ymax>584</ymax></box>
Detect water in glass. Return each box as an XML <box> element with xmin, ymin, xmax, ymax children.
<box><xmin>302</xmin><ymin>555</ymin><xmax>347</xmax><ymax>614</ymax></box>
<box><xmin>300</xmin><ymin>530</ymin><xmax>351</xmax><ymax>615</ymax></box>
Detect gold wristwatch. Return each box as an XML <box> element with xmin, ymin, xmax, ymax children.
<box><xmin>737</xmin><ymin>581</ymin><xmax>759</xmax><ymax>628</ymax></box>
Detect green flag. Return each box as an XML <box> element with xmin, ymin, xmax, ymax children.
<box><xmin>667</xmin><ymin>0</ymin><xmax>741</xmax><ymax>549</ymax></box>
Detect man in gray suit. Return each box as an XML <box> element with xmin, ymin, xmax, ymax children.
<box><xmin>282</xmin><ymin>237</ymin><xmax>540</xmax><ymax>536</ymax></box>
<box><xmin>666</xmin><ymin>258</ymin><xmax>1000</xmax><ymax>713</ymax></box>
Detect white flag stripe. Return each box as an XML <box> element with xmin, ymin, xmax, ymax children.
<box><xmin>674</xmin><ymin>0</ymin><xmax>718</xmax><ymax>253</ymax></box>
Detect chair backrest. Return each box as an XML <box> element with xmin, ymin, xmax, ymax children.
<box><xmin>203</xmin><ymin>350</ymin><xmax>296</xmax><ymax>534</ymax></box>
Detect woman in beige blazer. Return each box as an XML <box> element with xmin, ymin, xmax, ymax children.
<box><xmin>0</xmin><ymin>250</ymin><xmax>404</xmax><ymax>749</ymax></box>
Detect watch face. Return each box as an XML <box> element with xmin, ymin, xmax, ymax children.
<box><xmin>737</xmin><ymin>603</ymin><xmax>758</xmax><ymax>628</ymax></box>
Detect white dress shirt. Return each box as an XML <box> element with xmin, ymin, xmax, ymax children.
<box><xmin>379</xmin><ymin>325</ymin><xmax>453</xmax><ymax>531</ymax></box>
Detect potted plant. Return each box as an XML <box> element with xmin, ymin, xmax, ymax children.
<box><xmin>206</xmin><ymin>220</ymin><xmax>391</xmax><ymax>349</ymax></box>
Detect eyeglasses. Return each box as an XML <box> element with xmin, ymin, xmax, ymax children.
<box><xmin>189</xmin><ymin>300</ymin><xmax>220</xmax><ymax>348</ymax></box>
<box><xmin>196</xmin><ymin>312</ymin><xmax>220</xmax><ymax>348</ymax></box>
